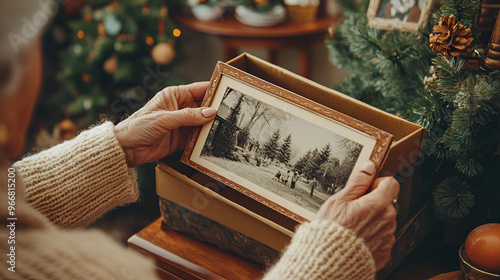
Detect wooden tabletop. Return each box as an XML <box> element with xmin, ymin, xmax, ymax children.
<box><xmin>175</xmin><ymin>13</ymin><xmax>342</xmax><ymax>38</ymax></box>
<box><xmin>128</xmin><ymin>218</ymin><xmax>264</xmax><ymax>280</ymax></box>
<box><xmin>129</xmin><ymin>218</ymin><xmax>463</xmax><ymax>280</ymax></box>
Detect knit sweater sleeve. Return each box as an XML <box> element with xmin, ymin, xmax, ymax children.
<box><xmin>13</xmin><ymin>122</ymin><xmax>139</xmax><ymax>229</ymax></box>
<box><xmin>262</xmin><ymin>219</ymin><xmax>376</xmax><ymax>280</ymax></box>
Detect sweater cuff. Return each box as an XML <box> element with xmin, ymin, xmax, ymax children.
<box><xmin>14</xmin><ymin>122</ymin><xmax>139</xmax><ymax>228</ymax></box>
<box><xmin>263</xmin><ymin>220</ymin><xmax>376</xmax><ymax>280</ymax></box>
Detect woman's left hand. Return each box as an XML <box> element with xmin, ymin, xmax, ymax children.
<box><xmin>114</xmin><ymin>82</ymin><xmax>216</xmax><ymax>167</ymax></box>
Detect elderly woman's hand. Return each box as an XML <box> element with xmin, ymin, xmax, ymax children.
<box><xmin>315</xmin><ymin>161</ymin><xmax>400</xmax><ymax>270</ymax></box>
<box><xmin>115</xmin><ymin>82</ymin><xmax>216</xmax><ymax>167</ymax></box>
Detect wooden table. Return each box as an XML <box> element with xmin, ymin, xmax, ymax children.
<box><xmin>129</xmin><ymin>218</ymin><xmax>463</xmax><ymax>280</ymax></box>
<box><xmin>128</xmin><ymin>218</ymin><xmax>264</xmax><ymax>280</ymax></box>
<box><xmin>175</xmin><ymin>13</ymin><xmax>342</xmax><ymax>78</ymax></box>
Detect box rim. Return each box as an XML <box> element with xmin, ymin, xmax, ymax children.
<box><xmin>156</xmin><ymin>162</ymin><xmax>294</xmax><ymax>251</ymax></box>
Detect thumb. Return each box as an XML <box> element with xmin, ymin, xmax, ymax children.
<box><xmin>162</xmin><ymin>107</ymin><xmax>216</xmax><ymax>129</ymax></box>
<box><xmin>338</xmin><ymin>161</ymin><xmax>377</xmax><ymax>201</ymax></box>
<box><xmin>358</xmin><ymin>176</ymin><xmax>400</xmax><ymax>206</ymax></box>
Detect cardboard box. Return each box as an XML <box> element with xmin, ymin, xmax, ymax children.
<box><xmin>157</xmin><ymin>158</ymin><xmax>292</xmax><ymax>266</ymax></box>
<box><xmin>156</xmin><ymin>53</ymin><xmax>428</xmax><ymax>277</ymax></box>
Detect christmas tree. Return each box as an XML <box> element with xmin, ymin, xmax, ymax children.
<box><xmin>54</xmin><ymin>0</ymin><xmax>181</xmax><ymax>127</ymax></box>
<box><xmin>327</xmin><ymin>0</ymin><xmax>500</xmax><ymax>225</ymax></box>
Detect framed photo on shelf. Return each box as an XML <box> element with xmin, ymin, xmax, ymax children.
<box><xmin>182</xmin><ymin>62</ymin><xmax>393</xmax><ymax>222</ymax></box>
<box><xmin>366</xmin><ymin>0</ymin><xmax>435</xmax><ymax>32</ymax></box>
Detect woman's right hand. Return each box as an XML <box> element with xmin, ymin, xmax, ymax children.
<box><xmin>315</xmin><ymin>161</ymin><xmax>400</xmax><ymax>270</ymax></box>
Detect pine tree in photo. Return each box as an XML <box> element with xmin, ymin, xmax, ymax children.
<box><xmin>294</xmin><ymin>149</ymin><xmax>312</xmax><ymax>173</ymax></box>
<box><xmin>263</xmin><ymin>129</ymin><xmax>281</xmax><ymax>162</ymax></box>
<box><xmin>211</xmin><ymin>94</ymin><xmax>244</xmax><ymax>159</ymax></box>
<box><xmin>303</xmin><ymin>148</ymin><xmax>321</xmax><ymax>180</ymax></box>
<box><xmin>305</xmin><ymin>144</ymin><xmax>332</xmax><ymax>181</ymax></box>
<box><xmin>278</xmin><ymin>134</ymin><xmax>292</xmax><ymax>165</ymax></box>
<box><xmin>327</xmin><ymin>0</ymin><xmax>500</xmax><ymax>224</ymax></box>
<box><xmin>318</xmin><ymin>158</ymin><xmax>340</xmax><ymax>193</ymax></box>
<box><xmin>318</xmin><ymin>143</ymin><xmax>332</xmax><ymax>164</ymax></box>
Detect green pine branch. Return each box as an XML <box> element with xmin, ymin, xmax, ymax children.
<box><xmin>433</xmin><ymin>176</ymin><xmax>474</xmax><ymax>222</ymax></box>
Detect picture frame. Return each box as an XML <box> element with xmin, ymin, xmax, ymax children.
<box><xmin>182</xmin><ymin>62</ymin><xmax>393</xmax><ymax>222</ymax></box>
<box><xmin>366</xmin><ymin>0</ymin><xmax>435</xmax><ymax>32</ymax></box>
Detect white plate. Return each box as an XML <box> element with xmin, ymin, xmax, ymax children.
<box><xmin>234</xmin><ymin>5</ymin><xmax>287</xmax><ymax>27</ymax></box>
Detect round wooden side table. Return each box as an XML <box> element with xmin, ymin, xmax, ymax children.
<box><xmin>175</xmin><ymin>13</ymin><xmax>342</xmax><ymax>78</ymax></box>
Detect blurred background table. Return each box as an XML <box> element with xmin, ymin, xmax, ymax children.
<box><xmin>175</xmin><ymin>14</ymin><xmax>342</xmax><ymax>78</ymax></box>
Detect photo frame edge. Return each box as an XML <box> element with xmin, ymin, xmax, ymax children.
<box><xmin>181</xmin><ymin>61</ymin><xmax>394</xmax><ymax>223</ymax></box>
<box><xmin>366</xmin><ymin>0</ymin><xmax>434</xmax><ymax>32</ymax></box>
<box><xmin>181</xmin><ymin>61</ymin><xmax>224</xmax><ymax>166</ymax></box>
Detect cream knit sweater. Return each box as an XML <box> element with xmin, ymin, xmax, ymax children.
<box><xmin>0</xmin><ymin>122</ymin><xmax>375</xmax><ymax>280</ymax></box>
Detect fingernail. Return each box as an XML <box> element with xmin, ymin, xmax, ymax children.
<box><xmin>201</xmin><ymin>108</ymin><xmax>216</xmax><ymax>118</ymax></box>
<box><xmin>361</xmin><ymin>161</ymin><xmax>375</xmax><ymax>175</ymax></box>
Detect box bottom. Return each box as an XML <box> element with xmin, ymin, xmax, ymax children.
<box><xmin>159</xmin><ymin>197</ymin><xmax>281</xmax><ymax>266</ymax></box>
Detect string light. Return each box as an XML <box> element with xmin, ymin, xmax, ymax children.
<box><xmin>173</xmin><ymin>29</ymin><xmax>181</xmax><ymax>37</ymax></box>
<box><xmin>146</xmin><ymin>36</ymin><xmax>155</xmax><ymax>46</ymax></box>
<box><xmin>77</xmin><ymin>30</ymin><xmax>85</xmax><ymax>39</ymax></box>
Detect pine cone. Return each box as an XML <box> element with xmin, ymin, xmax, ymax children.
<box><xmin>429</xmin><ymin>15</ymin><xmax>473</xmax><ymax>58</ymax></box>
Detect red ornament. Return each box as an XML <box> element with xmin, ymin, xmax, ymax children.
<box><xmin>464</xmin><ymin>223</ymin><xmax>500</xmax><ymax>274</ymax></box>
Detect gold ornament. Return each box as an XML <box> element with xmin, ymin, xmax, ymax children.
<box><xmin>429</xmin><ymin>15</ymin><xmax>473</xmax><ymax>58</ymax></box>
<box><xmin>151</xmin><ymin>42</ymin><xmax>175</xmax><ymax>65</ymax></box>
<box><xmin>103</xmin><ymin>55</ymin><xmax>118</xmax><ymax>74</ymax></box>
<box><xmin>56</xmin><ymin>119</ymin><xmax>77</xmax><ymax>141</ymax></box>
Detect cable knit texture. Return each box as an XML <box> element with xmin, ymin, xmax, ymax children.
<box><xmin>13</xmin><ymin>122</ymin><xmax>139</xmax><ymax>228</ymax></box>
<box><xmin>0</xmin><ymin>122</ymin><xmax>158</xmax><ymax>280</ymax></box>
<box><xmin>263</xmin><ymin>220</ymin><xmax>376</xmax><ymax>280</ymax></box>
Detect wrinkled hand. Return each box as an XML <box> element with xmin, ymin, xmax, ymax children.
<box><xmin>315</xmin><ymin>161</ymin><xmax>400</xmax><ymax>270</ymax></box>
<box><xmin>115</xmin><ymin>82</ymin><xmax>216</xmax><ymax>167</ymax></box>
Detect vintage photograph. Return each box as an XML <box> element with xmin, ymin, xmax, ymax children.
<box><xmin>199</xmin><ymin>86</ymin><xmax>364</xmax><ymax>215</ymax></box>
<box><xmin>183</xmin><ymin>63</ymin><xmax>393</xmax><ymax>221</ymax></box>
<box><xmin>367</xmin><ymin>0</ymin><xmax>434</xmax><ymax>31</ymax></box>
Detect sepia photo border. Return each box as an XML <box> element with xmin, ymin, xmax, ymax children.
<box><xmin>182</xmin><ymin>62</ymin><xmax>393</xmax><ymax>222</ymax></box>
<box><xmin>366</xmin><ymin>0</ymin><xmax>435</xmax><ymax>32</ymax></box>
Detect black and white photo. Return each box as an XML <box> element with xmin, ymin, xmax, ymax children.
<box><xmin>183</xmin><ymin>63</ymin><xmax>393</xmax><ymax>221</ymax></box>
<box><xmin>199</xmin><ymin>87</ymin><xmax>363</xmax><ymax>215</ymax></box>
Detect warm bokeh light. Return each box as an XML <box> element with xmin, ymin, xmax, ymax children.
<box><xmin>146</xmin><ymin>36</ymin><xmax>155</xmax><ymax>46</ymax></box>
<box><xmin>173</xmin><ymin>29</ymin><xmax>181</xmax><ymax>37</ymax></box>
<box><xmin>77</xmin><ymin>30</ymin><xmax>84</xmax><ymax>39</ymax></box>
<box><xmin>82</xmin><ymin>74</ymin><xmax>91</xmax><ymax>83</ymax></box>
